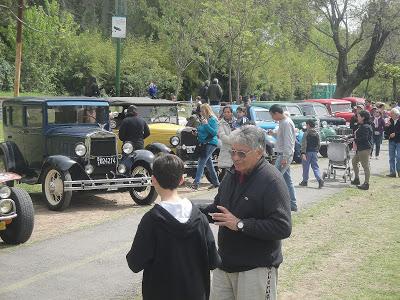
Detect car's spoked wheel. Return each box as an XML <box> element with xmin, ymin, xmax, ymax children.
<box><xmin>42</xmin><ymin>168</ymin><xmax>72</xmax><ymax>211</ymax></box>
<box><xmin>129</xmin><ymin>164</ymin><xmax>157</xmax><ymax>205</ymax></box>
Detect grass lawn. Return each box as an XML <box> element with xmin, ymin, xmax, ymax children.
<box><xmin>279</xmin><ymin>175</ymin><xmax>400</xmax><ymax>299</ymax></box>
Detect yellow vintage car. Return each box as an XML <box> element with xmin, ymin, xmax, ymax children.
<box><xmin>107</xmin><ymin>97</ymin><xmax>192</xmax><ymax>154</ymax></box>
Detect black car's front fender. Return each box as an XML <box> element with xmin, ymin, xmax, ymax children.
<box><xmin>39</xmin><ymin>155</ymin><xmax>87</xmax><ymax>182</ymax></box>
<box><xmin>120</xmin><ymin>149</ymin><xmax>155</xmax><ymax>171</ymax></box>
<box><xmin>145</xmin><ymin>142</ymin><xmax>173</xmax><ymax>155</ymax></box>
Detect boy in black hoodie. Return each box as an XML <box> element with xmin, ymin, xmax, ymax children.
<box><xmin>126</xmin><ymin>154</ymin><xmax>220</xmax><ymax>300</ymax></box>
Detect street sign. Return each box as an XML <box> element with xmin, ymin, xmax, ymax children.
<box><xmin>112</xmin><ymin>17</ymin><xmax>126</xmax><ymax>38</ymax></box>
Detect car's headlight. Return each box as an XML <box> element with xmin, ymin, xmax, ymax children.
<box><xmin>122</xmin><ymin>142</ymin><xmax>134</xmax><ymax>154</ymax></box>
<box><xmin>322</xmin><ymin>121</ymin><xmax>328</xmax><ymax>128</ymax></box>
<box><xmin>170</xmin><ymin>136</ymin><xmax>180</xmax><ymax>147</ymax></box>
<box><xmin>75</xmin><ymin>143</ymin><xmax>87</xmax><ymax>157</ymax></box>
<box><xmin>117</xmin><ymin>164</ymin><xmax>127</xmax><ymax>174</ymax></box>
<box><xmin>85</xmin><ymin>164</ymin><xmax>94</xmax><ymax>175</ymax></box>
<box><xmin>0</xmin><ymin>199</ymin><xmax>14</xmax><ymax>214</ymax></box>
<box><xmin>0</xmin><ymin>186</ymin><xmax>11</xmax><ymax>199</ymax></box>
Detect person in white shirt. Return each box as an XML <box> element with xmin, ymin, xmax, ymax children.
<box><xmin>269</xmin><ymin>104</ymin><xmax>298</xmax><ymax>211</ymax></box>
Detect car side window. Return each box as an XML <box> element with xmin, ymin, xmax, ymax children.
<box><xmin>3</xmin><ymin>106</ymin><xmax>8</xmax><ymax>126</ymax></box>
<box><xmin>10</xmin><ymin>106</ymin><xmax>23</xmax><ymax>127</ymax></box>
<box><xmin>26</xmin><ymin>106</ymin><xmax>43</xmax><ymax>128</ymax></box>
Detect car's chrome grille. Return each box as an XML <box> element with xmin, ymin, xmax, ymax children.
<box><xmin>90</xmin><ymin>137</ymin><xmax>117</xmax><ymax>156</ymax></box>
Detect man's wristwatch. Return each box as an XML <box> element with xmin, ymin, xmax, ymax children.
<box><xmin>236</xmin><ymin>220</ymin><xmax>244</xmax><ymax>232</ymax></box>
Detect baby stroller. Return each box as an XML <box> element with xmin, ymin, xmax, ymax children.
<box><xmin>322</xmin><ymin>136</ymin><xmax>352</xmax><ymax>182</ymax></box>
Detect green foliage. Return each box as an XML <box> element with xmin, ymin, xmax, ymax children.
<box><xmin>0</xmin><ymin>0</ymin><xmax>398</xmax><ymax>101</ymax></box>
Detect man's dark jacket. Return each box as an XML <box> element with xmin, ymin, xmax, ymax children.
<box><xmin>207</xmin><ymin>83</ymin><xmax>223</xmax><ymax>105</ymax></box>
<box><xmin>199</xmin><ymin>84</ymin><xmax>209</xmax><ymax>103</ymax></box>
<box><xmin>126</xmin><ymin>204</ymin><xmax>220</xmax><ymax>300</ymax></box>
<box><xmin>200</xmin><ymin>158</ymin><xmax>292</xmax><ymax>272</ymax></box>
<box><xmin>386</xmin><ymin>118</ymin><xmax>400</xmax><ymax>143</ymax></box>
<box><xmin>354</xmin><ymin>123</ymin><xmax>373</xmax><ymax>151</ymax></box>
<box><xmin>118</xmin><ymin>114</ymin><xmax>150</xmax><ymax>149</ymax></box>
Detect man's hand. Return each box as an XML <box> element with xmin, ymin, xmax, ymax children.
<box><xmin>301</xmin><ymin>154</ymin><xmax>306</xmax><ymax>161</ymax></box>
<box><xmin>390</xmin><ymin>133</ymin><xmax>395</xmax><ymax>138</ymax></box>
<box><xmin>209</xmin><ymin>206</ymin><xmax>240</xmax><ymax>231</ymax></box>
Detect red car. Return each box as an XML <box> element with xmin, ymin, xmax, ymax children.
<box><xmin>304</xmin><ymin>99</ymin><xmax>353</xmax><ymax>122</ymax></box>
<box><xmin>341</xmin><ymin>97</ymin><xmax>366</xmax><ymax>108</ymax></box>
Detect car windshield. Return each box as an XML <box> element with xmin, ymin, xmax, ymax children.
<box><xmin>47</xmin><ymin>105</ymin><xmax>108</xmax><ymax>124</ymax></box>
<box><xmin>301</xmin><ymin>106</ymin><xmax>315</xmax><ymax>116</ymax></box>
<box><xmin>286</xmin><ymin>105</ymin><xmax>302</xmax><ymax>116</ymax></box>
<box><xmin>254</xmin><ymin>110</ymin><xmax>273</xmax><ymax>122</ymax></box>
<box><xmin>331</xmin><ymin>103</ymin><xmax>352</xmax><ymax>113</ymax></box>
<box><xmin>315</xmin><ymin>105</ymin><xmax>329</xmax><ymax>116</ymax></box>
<box><xmin>136</xmin><ymin>105</ymin><xmax>179</xmax><ymax>124</ymax></box>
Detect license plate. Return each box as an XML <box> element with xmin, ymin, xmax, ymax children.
<box><xmin>186</xmin><ymin>146</ymin><xmax>196</xmax><ymax>154</ymax></box>
<box><xmin>0</xmin><ymin>221</ymin><xmax>6</xmax><ymax>230</ymax></box>
<box><xmin>96</xmin><ymin>156</ymin><xmax>116</xmax><ymax>166</ymax></box>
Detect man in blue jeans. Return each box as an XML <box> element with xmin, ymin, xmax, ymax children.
<box><xmin>270</xmin><ymin>104</ymin><xmax>298</xmax><ymax>211</ymax></box>
<box><xmin>386</xmin><ymin>108</ymin><xmax>400</xmax><ymax>177</ymax></box>
<box><xmin>299</xmin><ymin>119</ymin><xmax>324</xmax><ymax>188</ymax></box>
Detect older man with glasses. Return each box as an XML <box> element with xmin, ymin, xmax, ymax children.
<box><xmin>200</xmin><ymin>125</ymin><xmax>292</xmax><ymax>300</ymax></box>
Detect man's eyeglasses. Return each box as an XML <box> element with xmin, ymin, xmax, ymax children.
<box><xmin>229</xmin><ymin>149</ymin><xmax>255</xmax><ymax>159</ymax></box>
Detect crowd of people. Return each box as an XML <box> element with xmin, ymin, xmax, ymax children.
<box><xmin>122</xmin><ymin>89</ymin><xmax>400</xmax><ymax>299</ymax></box>
<box><xmin>349</xmin><ymin>103</ymin><xmax>400</xmax><ymax>190</ymax></box>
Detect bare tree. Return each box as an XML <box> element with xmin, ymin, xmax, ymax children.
<box><xmin>290</xmin><ymin>0</ymin><xmax>400</xmax><ymax>98</ymax></box>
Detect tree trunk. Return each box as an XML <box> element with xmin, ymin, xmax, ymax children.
<box><xmin>394</xmin><ymin>78</ymin><xmax>398</xmax><ymax>102</ymax></box>
<box><xmin>228</xmin><ymin>44</ymin><xmax>233</xmax><ymax>102</ymax></box>
<box><xmin>175</xmin><ymin>74</ymin><xmax>182</xmax><ymax>99</ymax></box>
<box><xmin>333</xmin><ymin>24</ymin><xmax>391</xmax><ymax>98</ymax></box>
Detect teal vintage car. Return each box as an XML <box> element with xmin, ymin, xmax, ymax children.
<box><xmin>252</xmin><ymin>101</ymin><xmax>336</xmax><ymax>157</ymax></box>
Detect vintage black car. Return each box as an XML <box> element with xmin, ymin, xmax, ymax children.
<box><xmin>0</xmin><ymin>97</ymin><xmax>157</xmax><ymax>211</ymax></box>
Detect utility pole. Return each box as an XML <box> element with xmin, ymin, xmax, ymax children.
<box><xmin>113</xmin><ymin>0</ymin><xmax>126</xmax><ymax>97</ymax></box>
<box><xmin>14</xmin><ymin>0</ymin><xmax>24</xmax><ymax>97</ymax></box>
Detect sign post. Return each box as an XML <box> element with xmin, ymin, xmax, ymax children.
<box><xmin>113</xmin><ymin>0</ymin><xmax>127</xmax><ymax>96</ymax></box>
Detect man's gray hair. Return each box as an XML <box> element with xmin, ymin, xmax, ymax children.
<box><xmin>230</xmin><ymin>125</ymin><xmax>265</xmax><ymax>151</ymax></box>
<box><xmin>391</xmin><ymin>107</ymin><xmax>400</xmax><ymax>117</ymax></box>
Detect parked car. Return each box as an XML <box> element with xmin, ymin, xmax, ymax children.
<box><xmin>340</xmin><ymin>97</ymin><xmax>365</xmax><ymax>108</ymax></box>
<box><xmin>297</xmin><ymin>102</ymin><xmax>351</xmax><ymax>156</ymax></box>
<box><xmin>108</xmin><ymin>97</ymin><xmax>185</xmax><ymax>154</ymax></box>
<box><xmin>252</xmin><ymin>101</ymin><xmax>338</xmax><ymax>157</ymax></box>
<box><xmin>251</xmin><ymin>101</ymin><xmax>314</xmax><ymax>131</ymax></box>
<box><xmin>304</xmin><ymin>99</ymin><xmax>354</xmax><ymax>122</ymax></box>
<box><xmin>0</xmin><ymin>97</ymin><xmax>157</xmax><ymax>211</ymax></box>
<box><xmin>0</xmin><ymin>172</ymin><xmax>34</xmax><ymax>244</ymax></box>
<box><xmin>212</xmin><ymin>104</ymin><xmax>277</xmax><ymax>157</ymax></box>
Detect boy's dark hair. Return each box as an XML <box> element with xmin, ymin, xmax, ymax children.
<box><xmin>358</xmin><ymin>110</ymin><xmax>371</xmax><ymax>123</ymax></box>
<box><xmin>153</xmin><ymin>154</ymin><xmax>184</xmax><ymax>190</ymax></box>
<box><xmin>306</xmin><ymin>119</ymin><xmax>316</xmax><ymax>128</ymax></box>
<box><xmin>269</xmin><ymin>104</ymin><xmax>284</xmax><ymax>114</ymax></box>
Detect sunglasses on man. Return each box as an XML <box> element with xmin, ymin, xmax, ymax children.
<box><xmin>229</xmin><ymin>149</ymin><xmax>256</xmax><ymax>159</ymax></box>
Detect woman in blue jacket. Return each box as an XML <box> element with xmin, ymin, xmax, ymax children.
<box><xmin>190</xmin><ymin>104</ymin><xmax>220</xmax><ymax>190</ymax></box>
